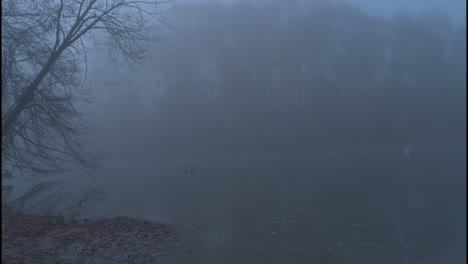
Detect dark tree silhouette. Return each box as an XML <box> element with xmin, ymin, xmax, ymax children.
<box><xmin>2</xmin><ymin>0</ymin><xmax>171</xmax><ymax>178</ymax></box>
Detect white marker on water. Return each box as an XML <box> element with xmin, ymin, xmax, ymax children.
<box><xmin>404</xmin><ymin>147</ymin><xmax>411</xmax><ymax>158</ymax></box>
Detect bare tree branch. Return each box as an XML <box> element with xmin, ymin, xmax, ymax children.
<box><xmin>2</xmin><ymin>0</ymin><xmax>171</xmax><ymax>179</ymax></box>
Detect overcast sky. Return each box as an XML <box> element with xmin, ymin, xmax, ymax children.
<box><xmin>176</xmin><ymin>0</ymin><xmax>466</xmax><ymax>24</ymax></box>
<box><xmin>350</xmin><ymin>0</ymin><xmax>466</xmax><ymax>23</ymax></box>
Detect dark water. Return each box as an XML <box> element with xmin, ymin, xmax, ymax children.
<box><xmin>90</xmin><ymin>145</ymin><xmax>466</xmax><ymax>263</ymax></box>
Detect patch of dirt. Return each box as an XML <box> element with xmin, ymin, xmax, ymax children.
<box><xmin>2</xmin><ymin>213</ymin><xmax>179</xmax><ymax>264</ymax></box>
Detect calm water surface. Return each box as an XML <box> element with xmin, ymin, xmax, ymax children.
<box><xmin>90</xmin><ymin>146</ymin><xmax>466</xmax><ymax>263</ymax></box>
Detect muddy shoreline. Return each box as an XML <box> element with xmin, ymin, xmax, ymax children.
<box><xmin>2</xmin><ymin>213</ymin><xmax>179</xmax><ymax>264</ymax></box>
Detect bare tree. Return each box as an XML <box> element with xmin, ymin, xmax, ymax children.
<box><xmin>1</xmin><ymin>0</ymin><xmax>171</xmax><ymax>179</ymax></box>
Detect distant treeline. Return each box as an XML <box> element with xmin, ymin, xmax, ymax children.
<box><xmin>96</xmin><ymin>0</ymin><xmax>466</xmax><ymax>156</ymax></box>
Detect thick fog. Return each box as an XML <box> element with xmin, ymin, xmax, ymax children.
<box><xmin>8</xmin><ymin>0</ymin><xmax>465</xmax><ymax>263</ymax></box>
<box><xmin>79</xmin><ymin>1</ymin><xmax>467</xmax><ymax>263</ymax></box>
<box><xmin>179</xmin><ymin>0</ymin><xmax>466</xmax><ymax>22</ymax></box>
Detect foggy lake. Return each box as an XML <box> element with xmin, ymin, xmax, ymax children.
<box><xmin>3</xmin><ymin>0</ymin><xmax>465</xmax><ymax>263</ymax></box>
<box><xmin>88</xmin><ymin>144</ymin><xmax>465</xmax><ymax>263</ymax></box>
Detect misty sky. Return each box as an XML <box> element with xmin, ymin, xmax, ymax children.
<box><xmin>351</xmin><ymin>0</ymin><xmax>466</xmax><ymax>22</ymax></box>
<box><xmin>178</xmin><ymin>0</ymin><xmax>466</xmax><ymax>24</ymax></box>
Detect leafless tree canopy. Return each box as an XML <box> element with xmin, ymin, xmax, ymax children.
<box><xmin>1</xmin><ymin>0</ymin><xmax>171</xmax><ymax>178</ymax></box>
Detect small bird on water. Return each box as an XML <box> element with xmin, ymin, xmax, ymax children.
<box><xmin>180</xmin><ymin>167</ymin><xmax>194</xmax><ymax>176</ymax></box>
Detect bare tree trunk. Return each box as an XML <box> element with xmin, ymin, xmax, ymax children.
<box><xmin>2</xmin><ymin>46</ymin><xmax>65</xmax><ymax>139</ymax></box>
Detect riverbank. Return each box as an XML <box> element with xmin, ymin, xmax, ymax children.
<box><xmin>2</xmin><ymin>212</ymin><xmax>179</xmax><ymax>264</ymax></box>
